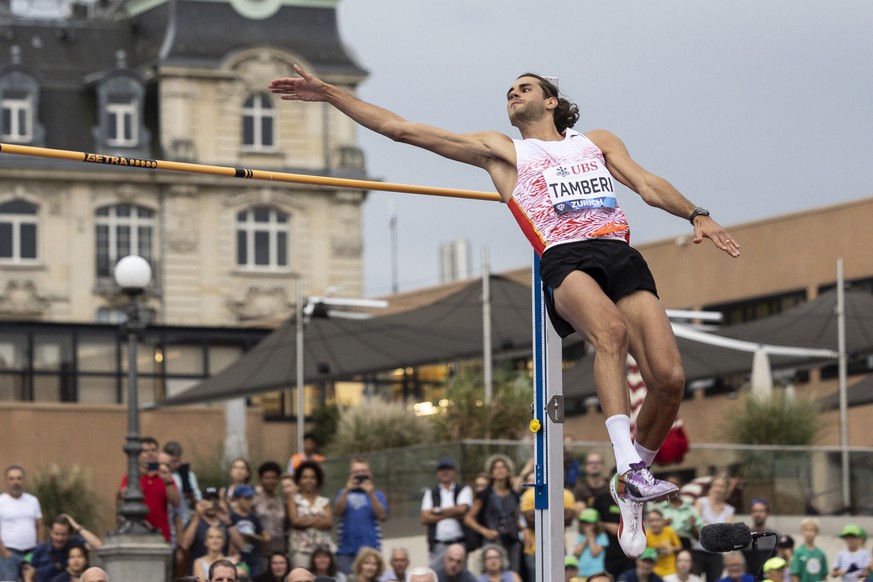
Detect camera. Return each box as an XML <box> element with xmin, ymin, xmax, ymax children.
<box><xmin>147</xmin><ymin>461</ymin><xmax>160</xmax><ymax>472</ymax></box>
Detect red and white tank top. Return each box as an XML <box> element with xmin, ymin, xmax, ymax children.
<box><xmin>507</xmin><ymin>129</ymin><xmax>630</xmax><ymax>255</ymax></box>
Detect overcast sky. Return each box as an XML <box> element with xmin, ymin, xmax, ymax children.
<box><xmin>336</xmin><ymin>1</ymin><xmax>873</xmax><ymax>296</ymax></box>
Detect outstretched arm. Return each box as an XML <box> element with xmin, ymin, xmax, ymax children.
<box><xmin>587</xmin><ymin>129</ymin><xmax>740</xmax><ymax>258</ymax></box>
<box><xmin>268</xmin><ymin>66</ymin><xmax>516</xmax><ymax>189</ymax></box>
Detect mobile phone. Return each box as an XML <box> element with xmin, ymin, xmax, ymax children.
<box><xmin>147</xmin><ymin>461</ymin><xmax>160</xmax><ymax>471</ymax></box>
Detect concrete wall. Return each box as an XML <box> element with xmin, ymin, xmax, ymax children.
<box><xmin>0</xmin><ymin>402</ymin><xmax>297</xmax><ymax>534</ymax></box>
<box><xmin>563</xmin><ymin>384</ymin><xmax>873</xmax><ymax>448</ymax></box>
<box><xmin>637</xmin><ymin>197</ymin><xmax>873</xmax><ymax>308</ymax></box>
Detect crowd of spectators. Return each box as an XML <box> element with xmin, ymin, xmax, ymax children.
<box><xmin>3</xmin><ymin>437</ymin><xmax>873</xmax><ymax>582</ymax></box>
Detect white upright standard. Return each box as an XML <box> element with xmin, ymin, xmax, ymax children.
<box><xmin>531</xmin><ymin>253</ymin><xmax>566</xmax><ymax>582</ymax></box>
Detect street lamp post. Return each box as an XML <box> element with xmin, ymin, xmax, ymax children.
<box><xmin>112</xmin><ymin>255</ymin><xmax>153</xmax><ymax>535</ymax></box>
<box><xmin>296</xmin><ymin>277</ymin><xmax>305</xmax><ymax>460</ymax></box>
<box><xmin>294</xmin><ymin>284</ymin><xmax>388</xmax><ymax>456</ymax></box>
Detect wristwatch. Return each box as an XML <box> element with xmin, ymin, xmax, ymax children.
<box><xmin>689</xmin><ymin>207</ymin><xmax>710</xmax><ymax>224</ymax></box>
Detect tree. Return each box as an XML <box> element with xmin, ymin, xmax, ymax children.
<box><xmin>721</xmin><ymin>391</ymin><xmax>826</xmax><ymax>511</ymax></box>
<box><xmin>722</xmin><ymin>392</ymin><xmax>824</xmax><ymax>446</ymax></box>
<box><xmin>30</xmin><ymin>465</ymin><xmax>101</xmax><ymax>528</ymax></box>
<box><xmin>329</xmin><ymin>399</ymin><xmax>434</xmax><ymax>455</ymax></box>
<box><xmin>430</xmin><ymin>363</ymin><xmax>532</xmax><ymax>441</ymax></box>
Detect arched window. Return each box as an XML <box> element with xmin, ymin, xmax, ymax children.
<box><xmin>95</xmin><ymin>204</ymin><xmax>155</xmax><ymax>277</ymax></box>
<box><xmin>236</xmin><ymin>206</ymin><xmax>288</xmax><ymax>269</ymax></box>
<box><xmin>0</xmin><ymin>199</ymin><xmax>38</xmax><ymax>263</ymax></box>
<box><xmin>241</xmin><ymin>94</ymin><xmax>275</xmax><ymax>150</ymax></box>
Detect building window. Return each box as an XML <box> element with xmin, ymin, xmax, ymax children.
<box><xmin>92</xmin><ymin>68</ymin><xmax>149</xmax><ymax>155</ymax></box>
<box><xmin>242</xmin><ymin>94</ymin><xmax>275</xmax><ymax>150</ymax></box>
<box><xmin>106</xmin><ymin>95</ymin><xmax>138</xmax><ymax>147</ymax></box>
<box><xmin>0</xmin><ymin>90</ymin><xmax>32</xmax><ymax>143</ymax></box>
<box><xmin>0</xmin><ymin>200</ymin><xmax>38</xmax><ymax>263</ymax></box>
<box><xmin>706</xmin><ymin>289</ymin><xmax>807</xmax><ymax>326</ymax></box>
<box><xmin>95</xmin><ymin>204</ymin><xmax>154</xmax><ymax>278</ymax></box>
<box><xmin>236</xmin><ymin>206</ymin><xmax>288</xmax><ymax>269</ymax></box>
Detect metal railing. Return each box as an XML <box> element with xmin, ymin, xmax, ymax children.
<box><xmin>320</xmin><ymin>440</ymin><xmax>873</xmax><ymax>540</ymax></box>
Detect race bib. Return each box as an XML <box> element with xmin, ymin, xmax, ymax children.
<box><xmin>543</xmin><ymin>160</ymin><xmax>616</xmax><ymax>215</ymax></box>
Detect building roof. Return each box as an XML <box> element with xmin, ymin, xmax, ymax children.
<box><xmin>130</xmin><ymin>1</ymin><xmax>366</xmax><ymax>74</ymax></box>
<box><xmin>162</xmin><ymin>277</ymin><xmax>873</xmax><ymax>407</ymax></box>
<box><xmin>819</xmin><ymin>374</ymin><xmax>873</xmax><ymax>410</ymax></box>
<box><xmin>0</xmin><ymin>1</ymin><xmax>365</xmax><ymax>152</ymax></box>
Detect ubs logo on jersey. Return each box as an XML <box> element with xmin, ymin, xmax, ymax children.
<box><xmin>553</xmin><ymin>161</ymin><xmax>602</xmax><ymax>179</ymax></box>
<box><xmin>568</xmin><ymin>161</ymin><xmax>602</xmax><ymax>174</ymax></box>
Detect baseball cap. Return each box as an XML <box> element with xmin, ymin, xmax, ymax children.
<box><xmin>564</xmin><ymin>556</ymin><xmax>579</xmax><ymax>569</ymax></box>
<box><xmin>203</xmin><ymin>486</ymin><xmax>219</xmax><ymax>500</ymax></box>
<box><xmin>233</xmin><ymin>484</ymin><xmax>256</xmax><ymax>498</ymax></box>
<box><xmin>763</xmin><ymin>557</ymin><xmax>787</xmax><ymax>574</ymax></box>
<box><xmin>840</xmin><ymin>524</ymin><xmax>864</xmax><ymax>538</ymax></box>
<box><xmin>579</xmin><ymin>508</ymin><xmax>601</xmax><ymax>523</ymax></box>
<box><xmin>640</xmin><ymin>548</ymin><xmax>658</xmax><ymax>562</ymax></box>
<box><xmin>777</xmin><ymin>534</ymin><xmax>794</xmax><ymax>549</ymax></box>
<box><xmin>436</xmin><ymin>457</ymin><xmax>457</xmax><ymax>471</ymax></box>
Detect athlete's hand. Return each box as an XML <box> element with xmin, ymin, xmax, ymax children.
<box><xmin>693</xmin><ymin>215</ymin><xmax>740</xmax><ymax>257</ymax></box>
<box><xmin>268</xmin><ymin>65</ymin><xmax>328</xmax><ymax>102</ymax></box>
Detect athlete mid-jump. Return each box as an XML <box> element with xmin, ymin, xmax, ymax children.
<box><xmin>269</xmin><ymin>66</ymin><xmax>740</xmax><ymax>558</ymax></box>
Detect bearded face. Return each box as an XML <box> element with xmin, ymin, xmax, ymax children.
<box><xmin>509</xmin><ymin>97</ymin><xmax>548</xmax><ymax>127</ymax></box>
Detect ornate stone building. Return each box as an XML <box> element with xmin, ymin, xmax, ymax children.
<box><xmin>0</xmin><ymin>0</ymin><xmax>367</xmax><ymax>328</ymax></box>
<box><xmin>0</xmin><ymin>0</ymin><xmax>370</xmax><ymax>520</ymax></box>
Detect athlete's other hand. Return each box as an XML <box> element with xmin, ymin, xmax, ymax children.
<box><xmin>268</xmin><ymin>65</ymin><xmax>327</xmax><ymax>102</ymax></box>
<box><xmin>693</xmin><ymin>215</ymin><xmax>740</xmax><ymax>257</ymax></box>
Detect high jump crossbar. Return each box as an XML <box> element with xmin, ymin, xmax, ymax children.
<box><xmin>0</xmin><ymin>142</ymin><xmax>502</xmax><ymax>203</ymax></box>
<box><xmin>2</xmin><ymin>139</ymin><xmax>572</xmax><ymax>580</ymax></box>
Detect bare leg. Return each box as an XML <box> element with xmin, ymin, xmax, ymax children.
<box><xmin>616</xmin><ymin>290</ymin><xmax>685</xmax><ymax>451</ymax></box>
<box><xmin>555</xmin><ymin>276</ymin><xmax>677</xmax><ymax>558</ymax></box>
<box><xmin>553</xmin><ymin>270</ymin><xmax>630</xmax><ymax>418</ymax></box>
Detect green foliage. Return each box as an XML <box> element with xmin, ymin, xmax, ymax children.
<box><xmin>328</xmin><ymin>399</ymin><xmax>434</xmax><ymax>455</ymax></box>
<box><xmin>721</xmin><ymin>392</ymin><xmax>826</xmax><ymax>487</ymax></box>
<box><xmin>430</xmin><ymin>364</ymin><xmax>533</xmax><ymax>441</ymax></box>
<box><xmin>722</xmin><ymin>392</ymin><xmax>825</xmax><ymax>445</ymax></box>
<box><xmin>30</xmin><ymin>465</ymin><xmax>101</xmax><ymax>529</ymax></box>
<box><xmin>309</xmin><ymin>402</ymin><xmax>343</xmax><ymax>450</ymax></box>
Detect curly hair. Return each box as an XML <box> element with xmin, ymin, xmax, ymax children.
<box><xmin>516</xmin><ymin>72</ymin><xmax>580</xmax><ymax>133</ymax></box>
<box><xmin>293</xmin><ymin>459</ymin><xmax>325</xmax><ymax>489</ymax></box>
<box><xmin>480</xmin><ymin>543</ymin><xmax>509</xmax><ymax>573</ymax></box>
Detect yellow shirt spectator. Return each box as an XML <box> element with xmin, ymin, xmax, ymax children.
<box><xmin>645</xmin><ymin>508</ymin><xmax>681</xmax><ymax>577</ymax></box>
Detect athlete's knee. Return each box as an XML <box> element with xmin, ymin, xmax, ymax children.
<box><xmin>592</xmin><ymin>318</ymin><xmax>628</xmax><ymax>354</ymax></box>
<box><xmin>654</xmin><ymin>364</ymin><xmax>685</xmax><ymax>407</ymax></box>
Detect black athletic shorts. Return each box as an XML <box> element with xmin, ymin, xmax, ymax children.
<box><xmin>539</xmin><ymin>238</ymin><xmax>659</xmax><ymax>338</ymax></box>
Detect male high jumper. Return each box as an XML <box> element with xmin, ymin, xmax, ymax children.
<box><xmin>268</xmin><ymin>67</ymin><xmax>740</xmax><ymax>558</ymax></box>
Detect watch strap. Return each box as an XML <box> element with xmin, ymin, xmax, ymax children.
<box><xmin>689</xmin><ymin>207</ymin><xmax>710</xmax><ymax>224</ymax></box>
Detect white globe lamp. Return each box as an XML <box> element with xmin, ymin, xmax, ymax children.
<box><xmin>113</xmin><ymin>255</ymin><xmax>152</xmax><ymax>292</ymax></box>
